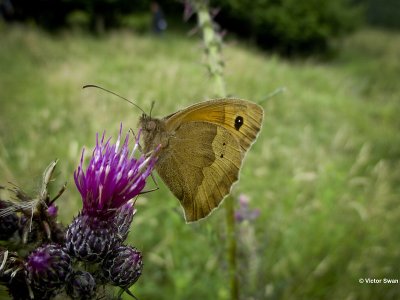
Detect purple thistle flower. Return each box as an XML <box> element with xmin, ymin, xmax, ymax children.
<box><xmin>74</xmin><ymin>125</ymin><xmax>157</xmax><ymax>219</ymax></box>
<box><xmin>235</xmin><ymin>194</ymin><xmax>260</xmax><ymax>223</ymax></box>
<box><xmin>66</xmin><ymin>125</ymin><xmax>158</xmax><ymax>262</ymax></box>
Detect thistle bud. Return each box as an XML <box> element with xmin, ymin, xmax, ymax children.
<box><xmin>26</xmin><ymin>244</ymin><xmax>72</xmax><ymax>298</ymax></box>
<box><xmin>102</xmin><ymin>245</ymin><xmax>143</xmax><ymax>287</ymax></box>
<box><xmin>66</xmin><ymin>270</ymin><xmax>96</xmax><ymax>300</ymax></box>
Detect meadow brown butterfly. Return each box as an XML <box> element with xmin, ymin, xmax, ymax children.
<box><xmin>140</xmin><ymin>99</ymin><xmax>264</xmax><ymax>222</ymax></box>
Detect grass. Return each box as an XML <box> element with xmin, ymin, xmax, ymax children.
<box><xmin>0</xmin><ymin>23</ymin><xmax>400</xmax><ymax>299</ymax></box>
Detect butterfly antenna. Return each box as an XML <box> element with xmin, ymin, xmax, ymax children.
<box><xmin>149</xmin><ymin>101</ymin><xmax>155</xmax><ymax>118</ymax></box>
<box><xmin>83</xmin><ymin>84</ymin><xmax>146</xmax><ymax>115</ymax></box>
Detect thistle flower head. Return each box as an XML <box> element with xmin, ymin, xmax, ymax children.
<box><xmin>74</xmin><ymin>125</ymin><xmax>157</xmax><ymax>220</ymax></box>
<box><xmin>26</xmin><ymin>244</ymin><xmax>72</xmax><ymax>297</ymax></box>
<box><xmin>67</xmin><ymin>125</ymin><xmax>157</xmax><ymax>262</ymax></box>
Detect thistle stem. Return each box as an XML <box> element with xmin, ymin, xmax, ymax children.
<box><xmin>225</xmin><ymin>194</ymin><xmax>239</xmax><ymax>300</ymax></box>
<box><xmin>192</xmin><ymin>1</ymin><xmax>238</xmax><ymax>299</ymax></box>
<box><xmin>194</xmin><ymin>0</ymin><xmax>226</xmax><ymax>97</ymax></box>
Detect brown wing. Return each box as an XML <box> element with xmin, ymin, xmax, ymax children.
<box><xmin>164</xmin><ymin>98</ymin><xmax>264</xmax><ymax>152</ymax></box>
<box><xmin>155</xmin><ymin>122</ymin><xmax>242</xmax><ymax>222</ymax></box>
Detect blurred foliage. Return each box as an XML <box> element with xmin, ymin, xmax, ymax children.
<box><xmin>2</xmin><ymin>0</ymin><xmax>153</xmax><ymax>32</ymax></box>
<box><xmin>2</xmin><ymin>0</ymin><xmax>398</xmax><ymax>55</ymax></box>
<box><xmin>212</xmin><ymin>0</ymin><xmax>363</xmax><ymax>55</ymax></box>
<box><xmin>120</xmin><ymin>13</ymin><xmax>151</xmax><ymax>34</ymax></box>
<box><xmin>0</xmin><ymin>0</ymin><xmax>365</xmax><ymax>56</ymax></box>
<box><xmin>357</xmin><ymin>0</ymin><xmax>400</xmax><ymax>29</ymax></box>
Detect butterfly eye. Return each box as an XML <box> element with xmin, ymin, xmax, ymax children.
<box><xmin>146</xmin><ymin>121</ymin><xmax>156</xmax><ymax>131</ymax></box>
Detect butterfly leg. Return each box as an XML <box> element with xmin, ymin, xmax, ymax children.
<box><xmin>138</xmin><ymin>171</ymin><xmax>159</xmax><ymax>195</ymax></box>
<box><xmin>130</xmin><ymin>128</ymin><xmax>145</xmax><ymax>152</ymax></box>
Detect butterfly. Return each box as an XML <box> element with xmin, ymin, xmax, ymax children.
<box><xmin>139</xmin><ymin>98</ymin><xmax>263</xmax><ymax>222</ymax></box>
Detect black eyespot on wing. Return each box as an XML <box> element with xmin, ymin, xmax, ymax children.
<box><xmin>220</xmin><ymin>154</ymin><xmax>224</xmax><ymax>158</ymax></box>
<box><xmin>223</xmin><ymin>142</ymin><xmax>226</xmax><ymax>146</ymax></box>
<box><xmin>234</xmin><ymin>116</ymin><xmax>243</xmax><ymax>130</ymax></box>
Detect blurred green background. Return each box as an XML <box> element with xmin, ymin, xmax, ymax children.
<box><xmin>1</xmin><ymin>0</ymin><xmax>400</xmax><ymax>299</ymax></box>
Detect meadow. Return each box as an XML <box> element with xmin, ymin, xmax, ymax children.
<box><xmin>0</xmin><ymin>23</ymin><xmax>400</xmax><ymax>299</ymax></box>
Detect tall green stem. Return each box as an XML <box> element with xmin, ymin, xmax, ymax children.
<box><xmin>224</xmin><ymin>195</ymin><xmax>238</xmax><ymax>300</ymax></box>
<box><xmin>194</xmin><ymin>1</ymin><xmax>226</xmax><ymax>97</ymax></box>
<box><xmin>192</xmin><ymin>1</ymin><xmax>238</xmax><ymax>299</ymax></box>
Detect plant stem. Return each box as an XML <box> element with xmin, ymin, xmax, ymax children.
<box><xmin>194</xmin><ymin>0</ymin><xmax>226</xmax><ymax>97</ymax></box>
<box><xmin>225</xmin><ymin>194</ymin><xmax>239</xmax><ymax>300</ymax></box>
<box><xmin>192</xmin><ymin>1</ymin><xmax>238</xmax><ymax>299</ymax></box>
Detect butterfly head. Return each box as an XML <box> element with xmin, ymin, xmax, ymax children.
<box><xmin>139</xmin><ymin>114</ymin><xmax>166</xmax><ymax>153</ymax></box>
<box><xmin>139</xmin><ymin>113</ymin><xmax>158</xmax><ymax>132</ymax></box>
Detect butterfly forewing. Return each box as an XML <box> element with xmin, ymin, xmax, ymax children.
<box><xmin>164</xmin><ymin>99</ymin><xmax>264</xmax><ymax>153</ymax></box>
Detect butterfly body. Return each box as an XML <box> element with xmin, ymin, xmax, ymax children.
<box><xmin>139</xmin><ymin>98</ymin><xmax>263</xmax><ymax>222</ymax></box>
